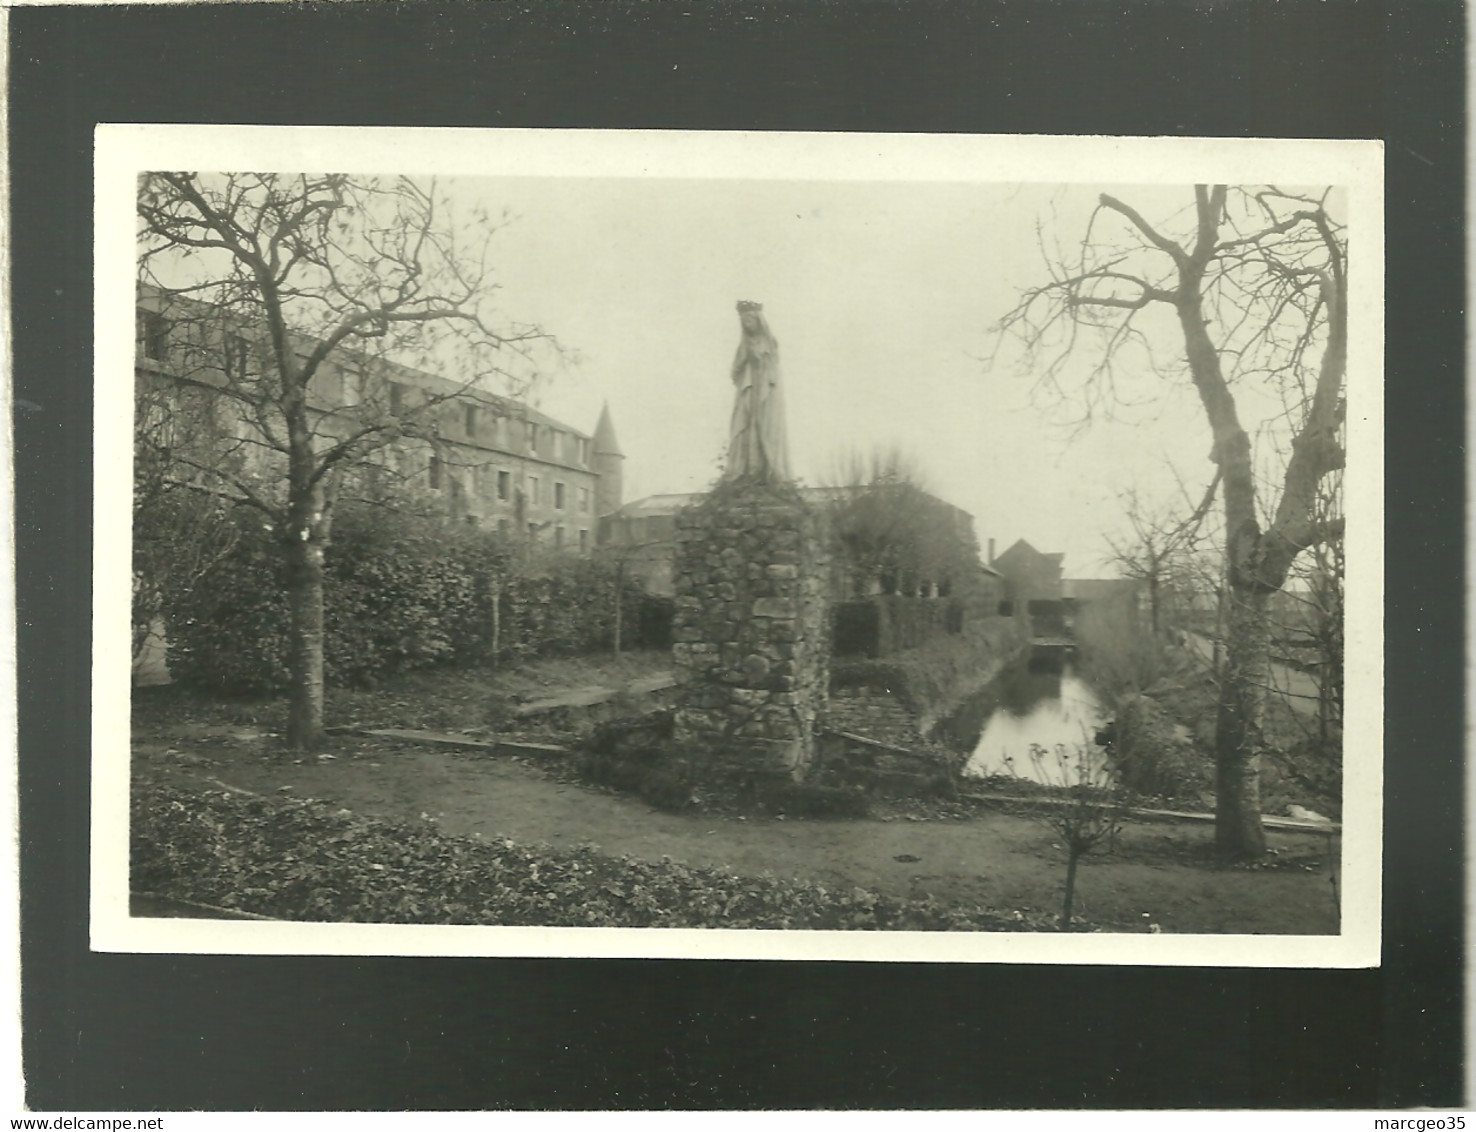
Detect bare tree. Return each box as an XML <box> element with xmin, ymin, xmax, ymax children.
<box><xmin>1005</xmin><ymin>742</ymin><xmax>1123</xmax><ymax>931</ymax></box>
<box><xmin>600</xmin><ymin>537</ymin><xmax>667</xmax><ymax>661</ymax></box>
<box><xmin>997</xmin><ymin>186</ymin><xmax>1345</xmax><ymax>859</ymax></box>
<box><xmin>137</xmin><ymin>173</ymin><xmax>552</xmax><ymax>747</ymax></box>
<box><xmin>1104</xmin><ymin>469</ymin><xmax>1220</xmax><ymax>636</ymax></box>
<box><xmin>824</xmin><ymin>447</ymin><xmax>979</xmax><ymax>599</ymax></box>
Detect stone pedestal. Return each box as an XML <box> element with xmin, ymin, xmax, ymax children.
<box><xmin>670</xmin><ymin>481</ymin><xmax>831</xmax><ymax>783</ymax></box>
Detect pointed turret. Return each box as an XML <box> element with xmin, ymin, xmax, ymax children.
<box><xmin>592</xmin><ymin>402</ymin><xmax>624</xmax><ymax>522</ymax></box>
<box><xmin>593</xmin><ymin>402</ymin><xmax>623</xmax><ymax>459</ymax></box>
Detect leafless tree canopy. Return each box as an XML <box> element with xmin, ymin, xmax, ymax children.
<box><xmin>137</xmin><ymin>172</ymin><xmax>558</xmax><ymax>747</ymax></box>
<box><xmin>823</xmin><ymin>447</ymin><xmax>980</xmax><ymax>597</ymax></box>
<box><xmin>138</xmin><ymin>172</ymin><xmax>555</xmax><ymax>522</ymax></box>
<box><xmin>994</xmin><ymin>185</ymin><xmax>1346</xmax><ymax>858</ymax></box>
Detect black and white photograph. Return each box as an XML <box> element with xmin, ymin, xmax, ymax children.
<box><xmin>94</xmin><ymin>128</ymin><xmax>1382</xmax><ymax>965</ymax></box>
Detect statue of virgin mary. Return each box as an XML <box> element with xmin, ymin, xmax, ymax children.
<box><xmin>725</xmin><ymin>301</ymin><xmax>792</xmax><ymax>482</ymax></box>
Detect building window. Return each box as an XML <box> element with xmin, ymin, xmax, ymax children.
<box><xmin>528</xmin><ymin>476</ymin><xmax>540</xmax><ymax>505</ymax></box>
<box><xmin>578</xmin><ymin>438</ymin><xmax>590</xmax><ymax>465</ymax></box>
<box><xmin>497</xmin><ymin>518</ymin><xmax>510</xmax><ymax>535</ymax></box>
<box><xmin>554</xmin><ymin>482</ymin><xmax>566</xmax><ymax>510</ymax></box>
<box><xmin>579</xmin><ymin>487</ymin><xmax>591</xmax><ymax>513</ymax></box>
<box><xmin>526</xmin><ymin>422</ymin><xmax>538</xmax><ymax>454</ymax></box>
<box><xmin>389</xmin><ymin>383</ymin><xmax>406</xmax><ymax>414</ymax></box>
<box><xmin>554</xmin><ymin>525</ymin><xmax>565</xmax><ymax>549</ymax></box>
<box><xmin>497</xmin><ymin>470</ymin><xmax>510</xmax><ymax>501</ymax></box>
<box><xmin>578</xmin><ymin>529</ymin><xmax>588</xmax><ymax>552</ymax></box>
<box><xmin>140</xmin><ymin>311</ymin><xmax>171</xmax><ymax>362</ymax></box>
<box><xmin>465</xmin><ymin>404</ymin><xmax>478</xmax><ymax>439</ymax></box>
<box><xmin>223</xmin><ymin>333</ymin><xmax>250</xmax><ymax>380</ymax></box>
<box><xmin>428</xmin><ymin>455</ymin><xmax>443</xmax><ymax>491</ymax></box>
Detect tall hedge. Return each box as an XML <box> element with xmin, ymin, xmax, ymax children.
<box><xmin>164</xmin><ymin>504</ymin><xmax>648</xmax><ymax>694</ymax></box>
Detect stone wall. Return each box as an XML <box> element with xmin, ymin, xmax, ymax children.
<box><xmin>822</xmin><ymin>687</ymin><xmax>922</xmax><ymax>747</ymax></box>
<box><xmin>670</xmin><ymin>481</ymin><xmax>831</xmax><ymax>783</ymax></box>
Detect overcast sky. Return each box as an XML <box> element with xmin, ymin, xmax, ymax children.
<box><xmin>129</xmin><ymin>152</ymin><xmax>1340</xmax><ymax>578</ymax></box>
<box><xmin>470</xmin><ymin>177</ymin><xmax>1259</xmax><ymax>575</ymax></box>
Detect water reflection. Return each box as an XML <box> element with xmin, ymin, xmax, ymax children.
<box><xmin>946</xmin><ymin>651</ymin><xmax>1109</xmax><ymax>782</ymax></box>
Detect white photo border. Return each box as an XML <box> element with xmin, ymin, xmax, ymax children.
<box><xmin>93</xmin><ymin>126</ymin><xmax>1384</xmax><ymax>966</ymax></box>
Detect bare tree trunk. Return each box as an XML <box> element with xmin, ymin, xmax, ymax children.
<box><xmin>490</xmin><ymin>579</ymin><xmax>502</xmax><ymax>670</ymax></box>
<box><xmin>284</xmin><ymin>533</ymin><xmax>328</xmax><ymax>750</ymax></box>
<box><xmin>1214</xmin><ymin>586</ymin><xmax>1270</xmax><ymax>858</ymax></box>
<box><xmin>613</xmin><ymin>558</ymin><xmax>624</xmax><ymax>660</ymax></box>
<box><xmin>1061</xmin><ymin>849</ymin><xmax>1080</xmax><ymax>931</ymax></box>
<box><xmin>1212</xmin><ymin>584</ymin><xmax>1225</xmax><ymax>676</ymax></box>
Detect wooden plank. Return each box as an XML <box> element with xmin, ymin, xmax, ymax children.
<box><xmin>357</xmin><ymin>728</ymin><xmax>570</xmax><ymax>758</ymax></box>
<box><xmin>513</xmin><ymin>673</ymin><xmax>678</xmax><ymax>716</ymax></box>
<box><xmin>822</xmin><ymin>729</ymin><xmax>935</xmax><ymax>762</ymax></box>
<box><xmin>826</xmin><ymin>729</ymin><xmax>914</xmax><ymax>754</ymax></box>
<box><xmin>493</xmin><ymin>738</ymin><xmax>571</xmax><ymax>758</ymax></box>
<box><xmin>514</xmin><ymin>686</ymin><xmax>616</xmax><ymax>714</ymax></box>
<box><xmin>957</xmin><ymin>790</ymin><xmax>1339</xmax><ymax>833</ymax></box>
<box><xmin>362</xmin><ymin>728</ymin><xmax>497</xmax><ymax>751</ymax></box>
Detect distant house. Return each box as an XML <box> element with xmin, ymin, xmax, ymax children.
<box><xmin>990</xmin><ymin>538</ymin><xmax>1066</xmax><ymax>631</ymax></box>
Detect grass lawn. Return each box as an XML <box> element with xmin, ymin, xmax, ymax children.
<box><xmin>130</xmin><ymin>654</ymin><xmax>1342</xmax><ymax>935</ymax></box>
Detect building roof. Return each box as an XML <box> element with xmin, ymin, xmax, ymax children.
<box><xmin>610</xmin><ymin>486</ymin><xmax>986</xmax><ymax>570</ymax></box>
<box><xmin>996</xmin><ymin>538</ymin><xmax>1064</xmax><ymax>568</ymax></box>
<box><xmin>606</xmin><ymin>493</ymin><xmax>706</xmax><ymax>518</ymax></box>
<box><xmin>611</xmin><ymin>485</ymin><xmax>975</xmax><ymax>522</ymax></box>
<box><xmin>136</xmin><ymin>284</ymin><xmax>592</xmax><ymax>441</ymax></box>
<box><xmin>593</xmin><ymin>403</ymin><xmax>623</xmax><ymax>457</ymax></box>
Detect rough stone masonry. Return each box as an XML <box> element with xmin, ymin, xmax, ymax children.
<box><xmin>670</xmin><ymin>480</ymin><xmax>831</xmax><ymax>785</ymax></box>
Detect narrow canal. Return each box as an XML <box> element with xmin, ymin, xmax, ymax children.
<box><xmin>934</xmin><ymin>648</ymin><xmax>1111</xmax><ymax>784</ymax></box>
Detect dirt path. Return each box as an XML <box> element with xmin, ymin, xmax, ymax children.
<box><xmin>139</xmin><ymin>734</ymin><xmax>1341</xmax><ymax>935</ymax></box>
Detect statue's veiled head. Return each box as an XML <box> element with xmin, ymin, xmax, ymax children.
<box><xmin>736</xmin><ymin>300</ymin><xmax>765</xmax><ymax>335</ymax></box>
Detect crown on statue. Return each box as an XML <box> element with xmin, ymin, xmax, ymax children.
<box><xmin>736</xmin><ymin>300</ymin><xmax>763</xmax><ymax>313</ymax></box>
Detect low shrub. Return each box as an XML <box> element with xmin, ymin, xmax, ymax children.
<box><xmin>160</xmin><ymin>516</ymin><xmax>292</xmax><ymax>695</ymax></box>
<box><xmin>131</xmin><ymin>780</ymin><xmax>1051</xmax><ymax>930</ymax></box>
<box><xmin>1108</xmin><ymin>694</ymin><xmax>1212</xmax><ymax>802</ymax></box>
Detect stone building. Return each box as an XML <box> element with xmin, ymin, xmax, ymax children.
<box><xmin>602</xmin><ymin>486</ymin><xmax>990</xmax><ymax>599</ymax></box>
<box><xmin>136</xmin><ymin>287</ymin><xmax>621</xmax><ymax>548</ymax></box>
<box><xmin>989</xmin><ymin>538</ymin><xmax>1066</xmax><ymax>630</ymax></box>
